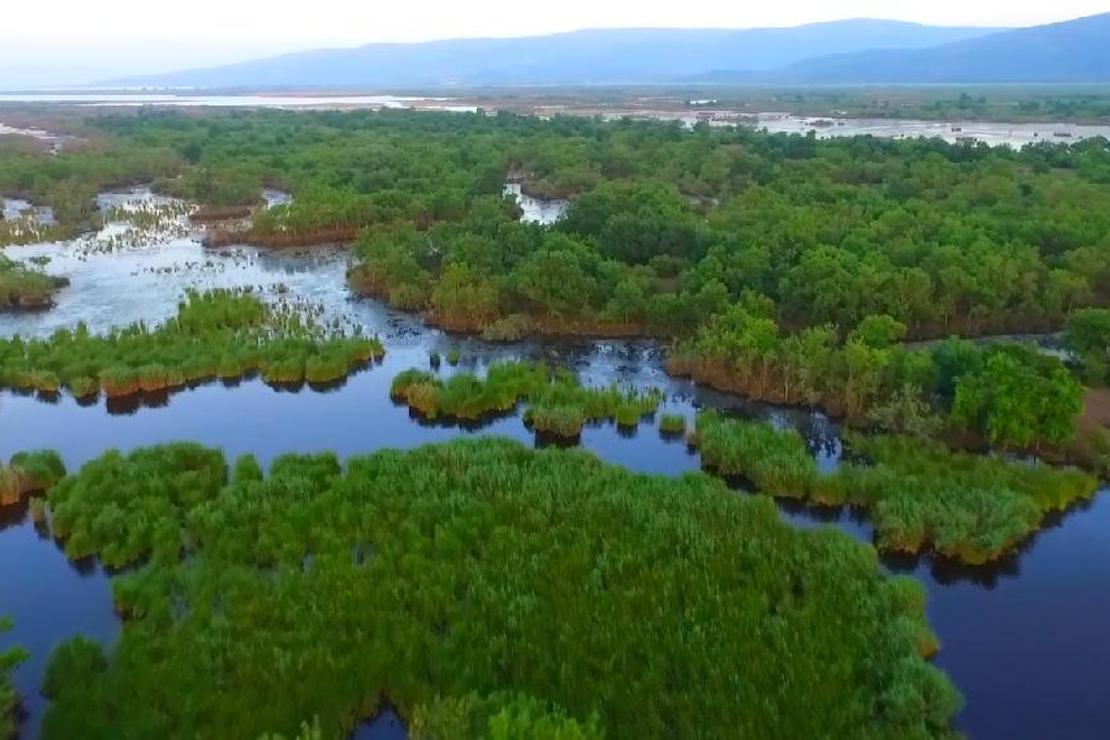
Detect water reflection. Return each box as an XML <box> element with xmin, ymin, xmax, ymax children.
<box><xmin>503</xmin><ymin>183</ymin><xmax>568</xmax><ymax>225</ymax></box>
<box><xmin>0</xmin><ymin>512</ymin><xmax>118</xmax><ymax>740</ymax></box>
<box><xmin>352</xmin><ymin>706</ymin><xmax>406</xmax><ymax>740</ymax></box>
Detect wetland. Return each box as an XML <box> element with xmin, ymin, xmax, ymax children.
<box><xmin>1</xmin><ymin>106</ymin><xmax>1109</xmax><ymax>739</ymax></box>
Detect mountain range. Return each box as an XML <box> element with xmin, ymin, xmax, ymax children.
<box><xmin>110</xmin><ymin>14</ymin><xmax>1110</xmax><ymax>89</ymax></box>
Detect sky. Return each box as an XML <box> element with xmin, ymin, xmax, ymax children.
<box><xmin>1</xmin><ymin>0</ymin><xmax>1107</xmax><ymax>87</ymax></box>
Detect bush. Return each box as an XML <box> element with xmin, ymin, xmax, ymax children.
<box><xmin>658</xmin><ymin>413</ymin><xmax>686</xmax><ymax>436</ymax></box>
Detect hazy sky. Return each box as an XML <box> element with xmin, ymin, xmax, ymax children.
<box><xmin>1</xmin><ymin>0</ymin><xmax>1107</xmax><ymax>87</ymax></box>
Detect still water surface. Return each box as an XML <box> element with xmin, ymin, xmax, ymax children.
<box><xmin>0</xmin><ymin>191</ymin><xmax>1108</xmax><ymax>739</ymax></box>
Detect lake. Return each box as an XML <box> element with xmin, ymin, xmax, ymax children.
<box><xmin>0</xmin><ymin>189</ymin><xmax>1108</xmax><ymax>739</ymax></box>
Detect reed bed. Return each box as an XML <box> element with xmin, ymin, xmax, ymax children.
<box><xmin>37</xmin><ymin>438</ymin><xmax>958</xmax><ymax>738</ymax></box>
<box><xmin>690</xmin><ymin>411</ymin><xmax>1099</xmax><ymax>564</ymax></box>
<box><xmin>391</xmin><ymin>361</ymin><xmax>662</xmax><ymax>437</ymax></box>
<box><xmin>0</xmin><ymin>290</ymin><xmax>384</xmax><ymax>398</ymax></box>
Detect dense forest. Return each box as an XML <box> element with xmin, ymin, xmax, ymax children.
<box><xmin>33</xmin><ymin>438</ymin><xmax>958</xmax><ymax>739</ymax></box>
<box><xmin>669</xmin><ymin>307</ymin><xmax>1102</xmax><ymax>464</ymax></box>
<box><xmin>3</xmin><ymin>109</ymin><xmax>1109</xmax><ymax>341</ymax></box>
<box><xmin>1</xmin><ymin>106</ymin><xmax>1106</xmax><ymax>461</ymax></box>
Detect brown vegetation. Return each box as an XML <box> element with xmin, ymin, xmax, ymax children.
<box><xmin>204</xmin><ymin>226</ymin><xmax>360</xmax><ymax>248</ymax></box>
<box><xmin>189</xmin><ymin>205</ymin><xmax>253</xmax><ymax>223</ymax></box>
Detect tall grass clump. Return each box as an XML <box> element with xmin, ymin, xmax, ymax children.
<box><xmin>390</xmin><ymin>361</ymin><xmax>663</xmax><ymax>436</ymax></box>
<box><xmin>689</xmin><ymin>410</ymin><xmax>1100</xmax><ymax>564</ymax></box>
<box><xmin>658</xmin><ymin>413</ymin><xmax>686</xmax><ymax>437</ymax></box>
<box><xmin>38</xmin><ymin>438</ymin><xmax>960</xmax><ymax>739</ymax></box>
<box><xmin>832</xmin><ymin>434</ymin><xmax>1100</xmax><ymax>564</ymax></box>
<box><xmin>47</xmin><ymin>443</ymin><xmax>227</xmax><ymax>568</ymax></box>
<box><xmin>1</xmin><ymin>450</ymin><xmax>65</xmax><ymax>506</ymax></box>
<box><xmin>691</xmin><ymin>410</ymin><xmax>816</xmax><ymax>497</ymax></box>
<box><xmin>0</xmin><ymin>290</ymin><xmax>385</xmax><ymax>398</ymax></box>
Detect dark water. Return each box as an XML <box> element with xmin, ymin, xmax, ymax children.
<box><xmin>352</xmin><ymin>707</ymin><xmax>406</xmax><ymax>740</ymax></box>
<box><xmin>0</xmin><ymin>514</ymin><xmax>116</xmax><ymax>739</ymax></box>
<box><xmin>1</xmin><ymin>191</ymin><xmax>1108</xmax><ymax>739</ymax></box>
<box><xmin>1</xmin><ymin>349</ymin><xmax>1107</xmax><ymax>739</ymax></box>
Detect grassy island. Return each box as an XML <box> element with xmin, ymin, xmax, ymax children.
<box><xmin>0</xmin><ymin>254</ymin><xmax>65</xmax><ymax>310</ymax></box>
<box><xmin>390</xmin><ymin>361</ymin><xmax>662</xmax><ymax>437</ymax></box>
<box><xmin>33</xmin><ymin>438</ymin><xmax>958</xmax><ymax>738</ymax></box>
<box><xmin>0</xmin><ymin>450</ymin><xmax>66</xmax><ymax>506</ymax></box>
<box><xmin>691</xmin><ymin>411</ymin><xmax>1099</xmax><ymax>564</ymax></box>
<box><xmin>0</xmin><ymin>290</ymin><xmax>384</xmax><ymax>398</ymax></box>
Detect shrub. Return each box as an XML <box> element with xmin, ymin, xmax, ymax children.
<box><xmin>658</xmin><ymin>413</ymin><xmax>686</xmax><ymax>436</ymax></box>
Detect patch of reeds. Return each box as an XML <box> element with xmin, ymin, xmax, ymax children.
<box><xmin>0</xmin><ymin>290</ymin><xmax>385</xmax><ymax>399</ymax></box>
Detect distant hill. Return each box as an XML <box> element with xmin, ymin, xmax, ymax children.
<box><xmin>694</xmin><ymin>13</ymin><xmax>1110</xmax><ymax>83</ymax></box>
<box><xmin>108</xmin><ymin>20</ymin><xmax>997</xmax><ymax>89</ymax></box>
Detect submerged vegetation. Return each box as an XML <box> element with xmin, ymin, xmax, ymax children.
<box><xmin>0</xmin><ymin>290</ymin><xmax>384</xmax><ymax>398</ymax></box>
<box><xmin>691</xmin><ymin>411</ymin><xmax>1099</xmax><ymax>563</ymax></box>
<box><xmin>36</xmin><ymin>438</ymin><xmax>958</xmax><ymax>738</ymax></box>
<box><xmin>390</xmin><ymin>361</ymin><xmax>662</xmax><ymax>437</ymax></box>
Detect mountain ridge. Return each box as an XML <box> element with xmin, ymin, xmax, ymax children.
<box><xmin>688</xmin><ymin>13</ymin><xmax>1110</xmax><ymax>84</ymax></box>
<box><xmin>107</xmin><ymin>20</ymin><xmax>1001</xmax><ymax>89</ymax></box>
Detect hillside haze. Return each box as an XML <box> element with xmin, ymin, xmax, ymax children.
<box><xmin>110</xmin><ymin>20</ymin><xmax>998</xmax><ymax>88</ymax></box>
<box><xmin>758</xmin><ymin>12</ymin><xmax>1110</xmax><ymax>83</ymax></box>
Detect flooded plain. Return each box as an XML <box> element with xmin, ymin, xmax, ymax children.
<box><xmin>748</xmin><ymin>112</ymin><xmax>1110</xmax><ymax>147</ymax></box>
<box><xmin>6</xmin><ymin>99</ymin><xmax>1110</xmax><ymax>147</ymax></box>
<box><xmin>0</xmin><ymin>188</ymin><xmax>1108</xmax><ymax>739</ymax></box>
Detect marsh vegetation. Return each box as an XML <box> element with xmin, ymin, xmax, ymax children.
<box><xmin>390</xmin><ymin>361</ymin><xmax>662</xmax><ymax>437</ymax></box>
<box><xmin>691</xmin><ymin>411</ymin><xmax>1098</xmax><ymax>563</ymax></box>
<box><xmin>0</xmin><ymin>105</ymin><xmax>1107</xmax><ymax>739</ymax></box>
<box><xmin>0</xmin><ymin>290</ymin><xmax>383</xmax><ymax>398</ymax></box>
<box><xmin>33</xmin><ymin>438</ymin><xmax>958</xmax><ymax>739</ymax></box>
<box><xmin>0</xmin><ymin>255</ymin><xmax>63</xmax><ymax>311</ymax></box>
